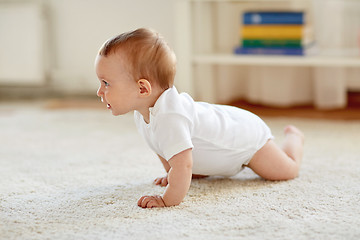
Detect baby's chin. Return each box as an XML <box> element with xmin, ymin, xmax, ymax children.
<box><xmin>110</xmin><ymin>109</ymin><xmax>128</xmax><ymax>116</ymax></box>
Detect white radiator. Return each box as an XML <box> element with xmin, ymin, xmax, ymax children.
<box><xmin>0</xmin><ymin>1</ymin><xmax>45</xmax><ymax>85</ymax></box>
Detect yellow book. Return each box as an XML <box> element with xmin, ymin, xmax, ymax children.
<box><xmin>241</xmin><ymin>25</ymin><xmax>303</xmax><ymax>39</ymax></box>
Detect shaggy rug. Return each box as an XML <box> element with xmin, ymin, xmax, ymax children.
<box><xmin>0</xmin><ymin>101</ymin><xmax>359</xmax><ymax>240</ymax></box>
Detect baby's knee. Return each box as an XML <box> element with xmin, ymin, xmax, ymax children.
<box><xmin>278</xmin><ymin>161</ymin><xmax>299</xmax><ymax>180</ymax></box>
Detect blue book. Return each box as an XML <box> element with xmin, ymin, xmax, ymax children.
<box><xmin>234</xmin><ymin>46</ymin><xmax>304</xmax><ymax>56</ymax></box>
<box><xmin>243</xmin><ymin>12</ymin><xmax>304</xmax><ymax>25</ymax></box>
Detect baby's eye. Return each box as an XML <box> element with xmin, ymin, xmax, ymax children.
<box><xmin>102</xmin><ymin>80</ymin><xmax>109</xmax><ymax>87</ymax></box>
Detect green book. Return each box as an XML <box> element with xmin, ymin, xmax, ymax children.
<box><xmin>242</xmin><ymin>39</ymin><xmax>302</xmax><ymax>48</ymax></box>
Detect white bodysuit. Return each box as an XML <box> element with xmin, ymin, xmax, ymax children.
<box><xmin>134</xmin><ymin>87</ymin><xmax>273</xmax><ymax>177</ymax></box>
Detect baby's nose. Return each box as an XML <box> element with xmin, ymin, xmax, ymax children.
<box><xmin>96</xmin><ymin>88</ymin><xmax>104</xmax><ymax>103</ymax></box>
<box><xmin>96</xmin><ymin>87</ymin><xmax>102</xmax><ymax>97</ymax></box>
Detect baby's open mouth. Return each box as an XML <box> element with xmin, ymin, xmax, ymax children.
<box><xmin>107</xmin><ymin>104</ymin><xmax>111</xmax><ymax>109</ymax></box>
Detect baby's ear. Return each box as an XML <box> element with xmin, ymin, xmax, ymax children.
<box><xmin>137</xmin><ymin>79</ymin><xmax>152</xmax><ymax>96</ymax></box>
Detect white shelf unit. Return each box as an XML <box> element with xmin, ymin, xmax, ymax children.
<box><xmin>175</xmin><ymin>0</ymin><xmax>360</xmax><ymax>108</ymax></box>
<box><xmin>193</xmin><ymin>54</ymin><xmax>360</xmax><ymax>67</ymax></box>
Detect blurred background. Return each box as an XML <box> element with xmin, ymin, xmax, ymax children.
<box><xmin>0</xmin><ymin>0</ymin><xmax>175</xmax><ymax>98</ymax></box>
<box><xmin>0</xmin><ymin>0</ymin><xmax>360</xmax><ymax>117</ymax></box>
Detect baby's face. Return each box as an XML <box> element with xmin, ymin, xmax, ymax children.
<box><xmin>95</xmin><ymin>54</ymin><xmax>139</xmax><ymax>116</ymax></box>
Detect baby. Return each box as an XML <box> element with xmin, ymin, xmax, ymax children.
<box><xmin>95</xmin><ymin>28</ymin><xmax>304</xmax><ymax>208</ymax></box>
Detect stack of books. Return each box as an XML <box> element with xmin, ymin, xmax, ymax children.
<box><xmin>234</xmin><ymin>11</ymin><xmax>307</xmax><ymax>56</ymax></box>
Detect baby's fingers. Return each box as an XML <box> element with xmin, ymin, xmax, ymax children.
<box><xmin>146</xmin><ymin>199</ymin><xmax>159</xmax><ymax>208</ymax></box>
<box><xmin>137</xmin><ymin>196</ymin><xmax>149</xmax><ymax>207</ymax></box>
<box><xmin>154</xmin><ymin>176</ymin><xmax>168</xmax><ymax>187</ymax></box>
<box><xmin>160</xmin><ymin>177</ymin><xmax>168</xmax><ymax>187</ymax></box>
<box><xmin>154</xmin><ymin>177</ymin><xmax>162</xmax><ymax>185</ymax></box>
<box><xmin>137</xmin><ymin>195</ymin><xmax>166</xmax><ymax>208</ymax></box>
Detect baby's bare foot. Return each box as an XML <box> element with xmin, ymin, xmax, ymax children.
<box><xmin>284</xmin><ymin>125</ymin><xmax>304</xmax><ymax>143</ymax></box>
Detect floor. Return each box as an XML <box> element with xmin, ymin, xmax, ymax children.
<box><xmin>230</xmin><ymin>101</ymin><xmax>360</xmax><ymax>121</ymax></box>
<box><xmin>229</xmin><ymin>92</ymin><xmax>360</xmax><ymax>120</ymax></box>
<box><xmin>2</xmin><ymin>93</ymin><xmax>359</xmax><ymax>240</ymax></box>
<box><xmin>2</xmin><ymin>103</ymin><xmax>359</xmax><ymax>239</ymax></box>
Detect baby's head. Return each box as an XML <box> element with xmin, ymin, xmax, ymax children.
<box><xmin>98</xmin><ymin>28</ymin><xmax>176</xmax><ymax>90</ymax></box>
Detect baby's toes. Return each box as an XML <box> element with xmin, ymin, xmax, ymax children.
<box><xmin>284</xmin><ymin>125</ymin><xmax>305</xmax><ymax>143</ymax></box>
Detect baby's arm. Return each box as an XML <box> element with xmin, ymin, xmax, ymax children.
<box><xmin>157</xmin><ymin>154</ymin><xmax>170</xmax><ymax>172</ymax></box>
<box><xmin>154</xmin><ymin>155</ymin><xmax>170</xmax><ymax>187</ymax></box>
<box><xmin>154</xmin><ymin>154</ymin><xmax>207</xmax><ymax>187</ymax></box>
<box><xmin>138</xmin><ymin>149</ymin><xmax>193</xmax><ymax>208</ymax></box>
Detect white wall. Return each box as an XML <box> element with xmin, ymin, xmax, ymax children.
<box><xmin>47</xmin><ymin>0</ymin><xmax>175</xmax><ymax>94</ymax></box>
<box><xmin>0</xmin><ymin>2</ymin><xmax>45</xmax><ymax>85</ymax></box>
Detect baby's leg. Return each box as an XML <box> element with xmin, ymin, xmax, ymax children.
<box><xmin>247</xmin><ymin>125</ymin><xmax>304</xmax><ymax>181</ymax></box>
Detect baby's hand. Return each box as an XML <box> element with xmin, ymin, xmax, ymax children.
<box><xmin>154</xmin><ymin>175</ymin><xmax>168</xmax><ymax>187</ymax></box>
<box><xmin>137</xmin><ymin>195</ymin><xmax>166</xmax><ymax>208</ymax></box>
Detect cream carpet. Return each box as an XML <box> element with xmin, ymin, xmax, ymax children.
<box><xmin>1</xmin><ymin>101</ymin><xmax>359</xmax><ymax>240</ymax></box>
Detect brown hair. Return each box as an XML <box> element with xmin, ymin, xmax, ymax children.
<box><xmin>98</xmin><ymin>28</ymin><xmax>176</xmax><ymax>89</ymax></box>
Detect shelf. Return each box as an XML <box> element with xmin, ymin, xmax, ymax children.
<box><xmin>189</xmin><ymin>0</ymin><xmax>309</xmax><ymax>2</ymax></box>
<box><xmin>175</xmin><ymin>0</ymin><xmax>360</xmax><ymax>107</ymax></box>
<box><xmin>193</xmin><ymin>54</ymin><xmax>360</xmax><ymax>67</ymax></box>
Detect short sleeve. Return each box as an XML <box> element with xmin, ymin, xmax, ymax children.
<box><xmin>153</xmin><ymin>114</ymin><xmax>194</xmax><ymax>161</ymax></box>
